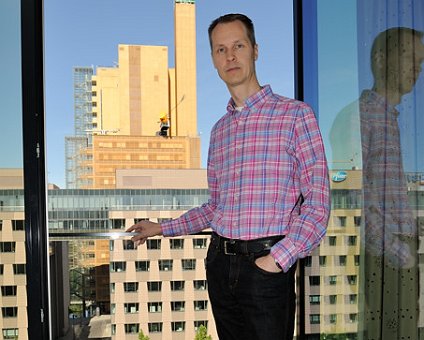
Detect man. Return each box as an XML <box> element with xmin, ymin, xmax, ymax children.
<box><xmin>128</xmin><ymin>13</ymin><xmax>330</xmax><ymax>340</ymax></box>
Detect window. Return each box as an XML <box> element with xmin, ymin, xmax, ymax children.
<box><xmin>335</xmin><ymin>216</ymin><xmax>346</xmax><ymax>227</ymax></box>
<box><xmin>12</xmin><ymin>220</ymin><xmax>24</xmax><ymax>231</ymax></box>
<box><xmin>194</xmin><ymin>300</ymin><xmax>208</xmax><ymax>311</ymax></box>
<box><xmin>194</xmin><ymin>280</ymin><xmax>207</xmax><ymax>290</ymax></box>
<box><xmin>354</xmin><ymin>255</ymin><xmax>360</xmax><ymax>266</ymax></box>
<box><xmin>329</xmin><ymin>236</ymin><xmax>337</xmax><ymax>246</ymax></box>
<box><xmin>111</xmin><ymin>304</ymin><xmax>115</xmax><ymax>314</ymax></box>
<box><xmin>304</xmin><ymin>256</ymin><xmax>312</xmax><ymax>267</ymax></box>
<box><xmin>2</xmin><ymin>329</ymin><xmax>19</xmax><ymax>339</ymax></box>
<box><xmin>319</xmin><ymin>256</ymin><xmax>327</xmax><ymax>266</ymax></box>
<box><xmin>0</xmin><ymin>220</ymin><xmax>2</xmax><ymax>231</ymax></box>
<box><xmin>349</xmin><ymin>294</ymin><xmax>357</xmax><ymax>304</ymax></box>
<box><xmin>193</xmin><ymin>238</ymin><xmax>207</xmax><ymax>249</ymax></box>
<box><xmin>194</xmin><ymin>321</ymin><xmax>208</xmax><ymax>331</ymax></box>
<box><xmin>329</xmin><ymin>295</ymin><xmax>337</xmax><ymax>304</ymax></box>
<box><xmin>339</xmin><ymin>255</ymin><xmax>347</xmax><ymax>266</ymax></box>
<box><xmin>148</xmin><ymin>322</ymin><xmax>163</xmax><ymax>333</ymax></box>
<box><xmin>2</xmin><ymin>307</ymin><xmax>18</xmax><ymax>318</ymax></box>
<box><xmin>0</xmin><ymin>242</ymin><xmax>16</xmax><ymax>253</ymax></box>
<box><xmin>182</xmin><ymin>259</ymin><xmax>196</xmax><ymax>270</ymax></box>
<box><xmin>349</xmin><ymin>313</ymin><xmax>358</xmax><ymax>323</ymax></box>
<box><xmin>148</xmin><ymin>302</ymin><xmax>162</xmax><ymax>313</ymax></box>
<box><xmin>347</xmin><ymin>275</ymin><xmax>357</xmax><ymax>285</ymax></box>
<box><xmin>1</xmin><ymin>286</ymin><xmax>17</xmax><ymax>296</ymax></box>
<box><xmin>111</xmin><ymin>218</ymin><xmax>125</xmax><ymax>228</ymax></box>
<box><xmin>123</xmin><ymin>240</ymin><xmax>135</xmax><ymax>250</ymax></box>
<box><xmin>13</xmin><ymin>264</ymin><xmax>25</xmax><ymax>275</ymax></box>
<box><xmin>310</xmin><ymin>314</ymin><xmax>320</xmax><ymax>324</ymax></box>
<box><xmin>124</xmin><ymin>282</ymin><xmax>138</xmax><ymax>292</ymax></box>
<box><xmin>147</xmin><ymin>239</ymin><xmax>161</xmax><ymax>250</ymax></box>
<box><xmin>147</xmin><ymin>281</ymin><xmax>162</xmax><ymax>292</ymax></box>
<box><xmin>110</xmin><ymin>261</ymin><xmax>126</xmax><ymax>272</ymax></box>
<box><xmin>171</xmin><ymin>321</ymin><xmax>185</xmax><ymax>332</ymax></box>
<box><xmin>135</xmin><ymin>260</ymin><xmax>150</xmax><ymax>272</ymax></box>
<box><xmin>330</xmin><ymin>314</ymin><xmax>337</xmax><ymax>324</ymax></box>
<box><xmin>171</xmin><ymin>301</ymin><xmax>185</xmax><ymax>311</ymax></box>
<box><xmin>309</xmin><ymin>295</ymin><xmax>320</xmax><ymax>305</ymax></box>
<box><xmin>111</xmin><ymin>324</ymin><xmax>116</xmax><ymax>335</ymax></box>
<box><xmin>329</xmin><ymin>276</ymin><xmax>337</xmax><ymax>285</ymax></box>
<box><xmin>170</xmin><ymin>239</ymin><xmax>184</xmax><ymax>249</ymax></box>
<box><xmin>0</xmin><ymin>264</ymin><xmax>3</xmax><ymax>275</ymax></box>
<box><xmin>347</xmin><ymin>235</ymin><xmax>357</xmax><ymax>246</ymax></box>
<box><xmin>309</xmin><ymin>276</ymin><xmax>320</xmax><ymax>286</ymax></box>
<box><xmin>124</xmin><ymin>303</ymin><xmax>139</xmax><ymax>313</ymax></box>
<box><xmin>171</xmin><ymin>281</ymin><xmax>185</xmax><ymax>291</ymax></box>
<box><xmin>159</xmin><ymin>259</ymin><xmax>173</xmax><ymax>271</ymax></box>
<box><xmin>124</xmin><ymin>323</ymin><xmax>139</xmax><ymax>334</ymax></box>
<box><xmin>354</xmin><ymin>216</ymin><xmax>362</xmax><ymax>226</ymax></box>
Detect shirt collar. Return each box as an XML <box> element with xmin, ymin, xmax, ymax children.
<box><xmin>360</xmin><ymin>89</ymin><xmax>399</xmax><ymax>117</ymax></box>
<box><xmin>226</xmin><ymin>85</ymin><xmax>273</xmax><ymax>114</ymax></box>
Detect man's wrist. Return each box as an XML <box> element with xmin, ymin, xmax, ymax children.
<box><xmin>274</xmin><ymin>258</ymin><xmax>283</xmax><ymax>270</ymax></box>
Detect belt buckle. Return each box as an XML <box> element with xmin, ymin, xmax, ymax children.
<box><xmin>223</xmin><ymin>240</ymin><xmax>237</xmax><ymax>255</ymax></box>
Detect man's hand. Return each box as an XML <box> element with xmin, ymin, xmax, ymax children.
<box><xmin>126</xmin><ymin>220</ymin><xmax>163</xmax><ymax>246</ymax></box>
<box><xmin>254</xmin><ymin>254</ymin><xmax>283</xmax><ymax>273</ymax></box>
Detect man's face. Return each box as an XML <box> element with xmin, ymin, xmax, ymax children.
<box><xmin>210</xmin><ymin>20</ymin><xmax>258</xmax><ymax>90</ymax></box>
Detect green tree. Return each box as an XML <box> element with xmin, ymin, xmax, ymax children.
<box><xmin>139</xmin><ymin>329</ymin><xmax>150</xmax><ymax>340</ymax></box>
<box><xmin>194</xmin><ymin>325</ymin><xmax>212</xmax><ymax>340</ymax></box>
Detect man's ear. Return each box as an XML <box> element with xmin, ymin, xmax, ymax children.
<box><xmin>254</xmin><ymin>44</ymin><xmax>259</xmax><ymax>61</ymax></box>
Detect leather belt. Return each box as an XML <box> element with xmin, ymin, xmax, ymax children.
<box><xmin>211</xmin><ymin>232</ymin><xmax>284</xmax><ymax>256</ymax></box>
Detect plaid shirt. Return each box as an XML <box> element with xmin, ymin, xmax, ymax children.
<box><xmin>162</xmin><ymin>85</ymin><xmax>330</xmax><ymax>271</ymax></box>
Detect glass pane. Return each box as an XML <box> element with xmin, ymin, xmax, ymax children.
<box><xmin>302</xmin><ymin>0</ymin><xmax>424</xmax><ymax>338</ymax></box>
<box><xmin>0</xmin><ymin>1</ymin><xmax>26</xmax><ymax>339</ymax></box>
<box><xmin>45</xmin><ymin>1</ymin><xmax>293</xmax><ymax>339</ymax></box>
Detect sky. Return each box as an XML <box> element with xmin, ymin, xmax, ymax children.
<box><xmin>43</xmin><ymin>0</ymin><xmax>294</xmax><ymax>188</ymax></box>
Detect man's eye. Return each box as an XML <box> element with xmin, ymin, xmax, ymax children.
<box><xmin>217</xmin><ymin>48</ymin><xmax>225</xmax><ymax>54</ymax></box>
<box><xmin>235</xmin><ymin>44</ymin><xmax>244</xmax><ymax>49</ymax></box>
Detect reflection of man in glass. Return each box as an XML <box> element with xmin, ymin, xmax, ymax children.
<box><xmin>360</xmin><ymin>28</ymin><xmax>424</xmax><ymax>339</ymax></box>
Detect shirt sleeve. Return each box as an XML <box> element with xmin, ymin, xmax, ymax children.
<box><xmin>161</xmin><ymin>130</ymin><xmax>220</xmax><ymax>237</ymax></box>
<box><xmin>270</xmin><ymin>104</ymin><xmax>330</xmax><ymax>272</ymax></box>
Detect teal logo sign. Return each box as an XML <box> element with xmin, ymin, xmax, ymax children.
<box><xmin>332</xmin><ymin>171</ymin><xmax>347</xmax><ymax>182</ymax></box>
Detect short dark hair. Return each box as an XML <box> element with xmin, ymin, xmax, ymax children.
<box><xmin>208</xmin><ymin>13</ymin><xmax>256</xmax><ymax>49</ymax></box>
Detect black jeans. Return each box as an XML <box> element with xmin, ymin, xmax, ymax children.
<box><xmin>205</xmin><ymin>241</ymin><xmax>297</xmax><ymax>340</ymax></box>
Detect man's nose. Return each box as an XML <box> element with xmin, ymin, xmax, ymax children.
<box><xmin>226</xmin><ymin>50</ymin><xmax>236</xmax><ymax>61</ymax></box>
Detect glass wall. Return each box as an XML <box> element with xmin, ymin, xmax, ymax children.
<box><xmin>300</xmin><ymin>0</ymin><xmax>424</xmax><ymax>339</ymax></box>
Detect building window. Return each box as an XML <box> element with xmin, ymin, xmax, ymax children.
<box><xmin>110</xmin><ymin>283</ymin><xmax>115</xmax><ymax>293</ymax></box>
<box><xmin>171</xmin><ymin>301</ymin><xmax>185</xmax><ymax>312</ymax></box>
<box><xmin>0</xmin><ymin>264</ymin><xmax>3</xmax><ymax>275</ymax></box>
<box><xmin>193</xmin><ymin>238</ymin><xmax>207</xmax><ymax>249</ymax></box>
<box><xmin>171</xmin><ymin>281</ymin><xmax>185</xmax><ymax>291</ymax></box>
<box><xmin>330</xmin><ymin>314</ymin><xmax>337</xmax><ymax>324</ymax></box>
<box><xmin>147</xmin><ymin>239</ymin><xmax>161</xmax><ymax>250</ymax></box>
<box><xmin>13</xmin><ymin>264</ymin><xmax>25</xmax><ymax>275</ymax></box>
<box><xmin>310</xmin><ymin>314</ymin><xmax>320</xmax><ymax>325</ymax></box>
<box><xmin>170</xmin><ymin>239</ymin><xmax>184</xmax><ymax>249</ymax></box>
<box><xmin>135</xmin><ymin>261</ymin><xmax>150</xmax><ymax>272</ymax></box>
<box><xmin>329</xmin><ymin>276</ymin><xmax>337</xmax><ymax>285</ymax></box>
<box><xmin>111</xmin><ymin>324</ymin><xmax>116</xmax><ymax>335</ymax></box>
<box><xmin>147</xmin><ymin>281</ymin><xmax>162</xmax><ymax>292</ymax></box>
<box><xmin>0</xmin><ymin>220</ymin><xmax>2</xmax><ymax>231</ymax></box>
<box><xmin>124</xmin><ymin>282</ymin><xmax>138</xmax><ymax>292</ymax></box>
<box><xmin>148</xmin><ymin>302</ymin><xmax>162</xmax><ymax>313</ymax></box>
<box><xmin>349</xmin><ymin>313</ymin><xmax>358</xmax><ymax>323</ymax></box>
<box><xmin>148</xmin><ymin>323</ymin><xmax>163</xmax><ymax>333</ymax></box>
<box><xmin>111</xmin><ymin>304</ymin><xmax>115</xmax><ymax>315</ymax></box>
<box><xmin>182</xmin><ymin>259</ymin><xmax>196</xmax><ymax>271</ymax></box>
<box><xmin>329</xmin><ymin>295</ymin><xmax>337</xmax><ymax>304</ymax></box>
<box><xmin>171</xmin><ymin>321</ymin><xmax>185</xmax><ymax>332</ymax></box>
<box><xmin>2</xmin><ymin>329</ymin><xmax>19</xmax><ymax>339</ymax></box>
<box><xmin>111</xmin><ymin>218</ymin><xmax>125</xmax><ymax>229</ymax></box>
<box><xmin>348</xmin><ymin>235</ymin><xmax>357</xmax><ymax>246</ymax></box>
<box><xmin>194</xmin><ymin>280</ymin><xmax>207</xmax><ymax>290</ymax></box>
<box><xmin>347</xmin><ymin>275</ymin><xmax>357</xmax><ymax>285</ymax></box>
<box><xmin>335</xmin><ymin>216</ymin><xmax>347</xmax><ymax>227</ymax></box>
<box><xmin>194</xmin><ymin>300</ymin><xmax>208</xmax><ymax>311</ymax></box>
<box><xmin>123</xmin><ymin>240</ymin><xmax>135</xmax><ymax>250</ymax></box>
<box><xmin>349</xmin><ymin>294</ymin><xmax>357</xmax><ymax>304</ymax></box>
<box><xmin>329</xmin><ymin>236</ymin><xmax>337</xmax><ymax>246</ymax></box>
<box><xmin>319</xmin><ymin>256</ymin><xmax>327</xmax><ymax>266</ymax></box>
<box><xmin>354</xmin><ymin>255</ymin><xmax>360</xmax><ymax>266</ymax></box>
<box><xmin>12</xmin><ymin>220</ymin><xmax>24</xmax><ymax>231</ymax></box>
<box><xmin>304</xmin><ymin>256</ymin><xmax>312</xmax><ymax>267</ymax></box>
<box><xmin>2</xmin><ymin>307</ymin><xmax>18</xmax><ymax>318</ymax></box>
<box><xmin>124</xmin><ymin>303</ymin><xmax>139</xmax><ymax>314</ymax></box>
<box><xmin>354</xmin><ymin>216</ymin><xmax>362</xmax><ymax>226</ymax></box>
<box><xmin>194</xmin><ymin>321</ymin><xmax>208</xmax><ymax>331</ymax></box>
<box><xmin>110</xmin><ymin>261</ymin><xmax>126</xmax><ymax>272</ymax></box>
<box><xmin>124</xmin><ymin>323</ymin><xmax>139</xmax><ymax>334</ymax></box>
<box><xmin>339</xmin><ymin>255</ymin><xmax>347</xmax><ymax>266</ymax></box>
<box><xmin>158</xmin><ymin>259</ymin><xmax>173</xmax><ymax>271</ymax></box>
<box><xmin>309</xmin><ymin>276</ymin><xmax>320</xmax><ymax>286</ymax></box>
<box><xmin>1</xmin><ymin>286</ymin><xmax>17</xmax><ymax>296</ymax></box>
<box><xmin>0</xmin><ymin>242</ymin><xmax>16</xmax><ymax>253</ymax></box>
<box><xmin>309</xmin><ymin>295</ymin><xmax>320</xmax><ymax>305</ymax></box>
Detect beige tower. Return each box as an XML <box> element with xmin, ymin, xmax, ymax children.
<box><xmin>174</xmin><ymin>0</ymin><xmax>197</xmax><ymax>137</ymax></box>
